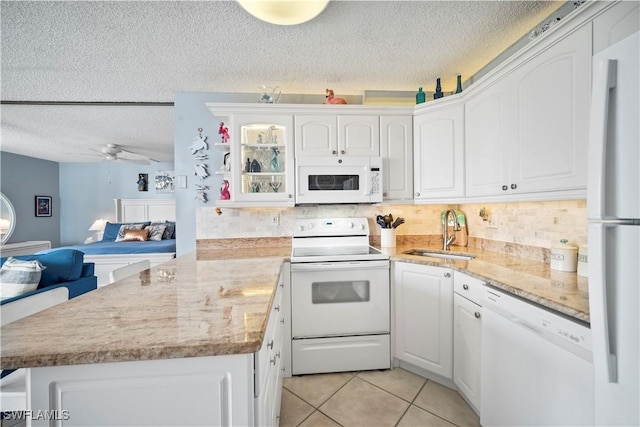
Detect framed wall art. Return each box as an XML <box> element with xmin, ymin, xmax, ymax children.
<box><xmin>35</xmin><ymin>195</ymin><xmax>52</xmax><ymax>217</ymax></box>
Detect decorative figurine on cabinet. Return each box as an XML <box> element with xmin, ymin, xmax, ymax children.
<box><xmin>218</xmin><ymin>122</ymin><xmax>230</xmax><ymax>143</ymax></box>
<box><xmin>190</xmin><ymin>134</ymin><xmax>208</xmax><ymax>154</ymax></box>
<box><xmin>324</xmin><ymin>88</ymin><xmax>347</xmax><ymax>104</ymax></box>
<box><xmin>220</xmin><ymin>180</ymin><xmax>231</xmax><ymax>200</ymax></box>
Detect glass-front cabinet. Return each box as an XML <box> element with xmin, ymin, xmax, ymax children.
<box><xmin>207</xmin><ymin>105</ymin><xmax>294</xmax><ymax>207</ymax></box>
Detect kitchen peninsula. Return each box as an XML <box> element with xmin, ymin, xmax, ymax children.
<box><xmin>0</xmin><ymin>249</ymin><xmax>290</xmax><ymax>426</ymax></box>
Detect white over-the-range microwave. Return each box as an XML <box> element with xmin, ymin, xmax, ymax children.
<box><xmin>295</xmin><ymin>156</ymin><xmax>382</xmax><ymax>204</ymax></box>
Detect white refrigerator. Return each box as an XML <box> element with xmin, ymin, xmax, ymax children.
<box><xmin>587</xmin><ymin>31</ymin><xmax>639</xmax><ymax>426</ymax></box>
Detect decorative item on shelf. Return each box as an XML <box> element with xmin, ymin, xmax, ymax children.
<box><xmin>250</xmin><ymin>178</ymin><xmax>261</xmax><ymax>193</ymax></box>
<box><xmin>270</xmin><ymin>147</ymin><xmax>280</xmax><ymax>172</ymax></box>
<box><xmin>434</xmin><ymin>78</ymin><xmax>443</xmax><ymax>99</ymax></box>
<box><xmin>550</xmin><ymin>239</ymin><xmax>578</xmax><ymax>272</ymax></box>
<box><xmin>265</xmin><ymin>125</ymin><xmax>277</xmax><ymax>144</ymax></box>
<box><xmin>190</xmin><ymin>128</ymin><xmax>208</xmax><ymax>154</ymax></box>
<box><xmin>324</xmin><ymin>88</ymin><xmax>347</xmax><ymax>104</ymax></box>
<box><xmin>269</xmin><ymin>176</ymin><xmax>282</xmax><ymax>193</ymax></box>
<box><xmin>258</xmin><ymin>85</ymin><xmax>281</xmax><ymax>104</ymax></box>
<box><xmin>256</xmin><ymin>134</ymin><xmax>263</xmax><ymax>144</ymax></box>
<box><xmin>155</xmin><ymin>171</ymin><xmax>175</xmax><ymax>193</ymax></box>
<box><xmin>218</xmin><ymin>122</ymin><xmax>230</xmax><ymax>143</ymax></box>
<box><xmin>137</xmin><ymin>173</ymin><xmax>148</xmax><ymax>191</ymax></box>
<box><xmin>415</xmin><ymin>87</ymin><xmax>425</xmax><ymax>104</ymax></box>
<box><xmin>221</xmin><ymin>153</ymin><xmax>230</xmax><ymax>172</ymax></box>
<box><xmin>250</xmin><ymin>159</ymin><xmax>261</xmax><ymax>173</ymax></box>
<box><xmin>220</xmin><ymin>180</ymin><xmax>231</xmax><ymax>200</ymax></box>
<box><xmin>455</xmin><ymin>75</ymin><xmax>463</xmax><ymax>94</ymax></box>
<box><xmin>245</xmin><ymin>158</ymin><xmax>251</xmax><ymax>172</ymax></box>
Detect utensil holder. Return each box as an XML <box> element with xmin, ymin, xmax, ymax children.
<box><xmin>381</xmin><ymin>228</ymin><xmax>396</xmax><ymax>247</ymax></box>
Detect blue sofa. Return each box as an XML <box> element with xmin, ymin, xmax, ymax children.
<box><xmin>0</xmin><ymin>249</ymin><xmax>97</xmax><ymax>306</ymax></box>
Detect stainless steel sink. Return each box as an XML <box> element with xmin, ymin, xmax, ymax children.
<box><xmin>403</xmin><ymin>249</ymin><xmax>476</xmax><ymax>261</ymax></box>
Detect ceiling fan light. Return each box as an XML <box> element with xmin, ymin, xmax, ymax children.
<box><xmin>238</xmin><ymin>0</ymin><xmax>329</xmax><ymax>26</ymax></box>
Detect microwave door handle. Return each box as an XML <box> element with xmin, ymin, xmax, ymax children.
<box><xmin>364</xmin><ymin>168</ymin><xmax>371</xmax><ymax>195</ymax></box>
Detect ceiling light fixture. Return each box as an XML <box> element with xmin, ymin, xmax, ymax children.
<box><xmin>237</xmin><ymin>0</ymin><xmax>329</xmax><ymax>26</ymax></box>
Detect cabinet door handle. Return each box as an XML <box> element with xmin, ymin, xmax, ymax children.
<box><xmin>474</xmin><ymin>312</ymin><xmax>481</xmax><ymax>319</ymax></box>
<box><xmin>280</xmin><ymin>318</ymin><xmax>285</xmax><ymax>324</ymax></box>
<box><xmin>332</xmin><ymin>150</ymin><xmax>337</xmax><ymax>155</ymax></box>
<box><xmin>341</xmin><ymin>150</ymin><xmax>346</xmax><ymax>155</ymax></box>
<box><xmin>288</xmin><ymin>194</ymin><xmax>292</xmax><ymax>198</ymax></box>
<box><xmin>267</xmin><ymin>340</ymin><xmax>274</xmax><ymax>350</ymax></box>
<box><xmin>274</xmin><ymin>305</ymin><xmax>280</xmax><ymax>312</ymax></box>
<box><xmin>444</xmin><ymin>272</ymin><xmax>451</xmax><ymax>278</ymax></box>
<box><xmin>279</xmin><ymin>282</ymin><xmax>283</xmax><ymax>288</ymax></box>
<box><xmin>463</xmin><ymin>284</ymin><xmax>469</xmax><ymax>290</ymax></box>
<box><xmin>270</xmin><ymin>357</ymin><xmax>277</xmax><ymax>365</ymax></box>
<box><xmin>276</xmin><ymin>351</ymin><xmax>281</xmax><ymax>359</ymax></box>
<box><xmin>415</xmin><ymin>192</ymin><xmax>420</xmax><ymax>197</ymax></box>
<box><xmin>511</xmin><ymin>183</ymin><xmax>517</xmax><ymax>190</ymax></box>
<box><xmin>502</xmin><ymin>185</ymin><xmax>508</xmax><ymax>191</ymax></box>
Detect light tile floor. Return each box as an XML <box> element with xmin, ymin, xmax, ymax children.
<box><xmin>281</xmin><ymin>368</ymin><xmax>481</xmax><ymax>427</ymax></box>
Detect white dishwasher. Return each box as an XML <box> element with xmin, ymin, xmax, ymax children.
<box><xmin>481</xmin><ymin>287</ymin><xmax>594</xmax><ymax>427</ymax></box>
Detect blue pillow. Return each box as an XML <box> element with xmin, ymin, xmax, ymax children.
<box><xmin>0</xmin><ymin>249</ymin><xmax>84</xmax><ymax>286</ymax></box>
<box><xmin>102</xmin><ymin>221</ymin><xmax>150</xmax><ymax>241</ymax></box>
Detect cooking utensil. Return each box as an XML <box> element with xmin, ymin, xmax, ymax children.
<box><xmin>391</xmin><ymin>217</ymin><xmax>405</xmax><ymax>229</ymax></box>
<box><xmin>376</xmin><ymin>215</ymin><xmax>387</xmax><ymax>228</ymax></box>
<box><xmin>383</xmin><ymin>214</ymin><xmax>393</xmax><ymax>228</ymax></box>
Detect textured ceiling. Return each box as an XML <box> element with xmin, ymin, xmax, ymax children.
<box><xmin>1</xmin><ymin>0</ymin><xmax>565</xmax><ymax>163</ymax></box>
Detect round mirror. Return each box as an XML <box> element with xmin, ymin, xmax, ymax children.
<box><xmin>0</xmin><ymin>192</ymin><xmax>16</xmax><ymax>244</ymax></box>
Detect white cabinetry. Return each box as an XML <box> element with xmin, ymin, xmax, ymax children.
<box><xmin>207</xmin><ymin>105</ymin><xmax>295</xmax><ymax>207</ymax></box>
<box><xmin>592</xmin><ymin>1</ymin><xmax>640</xmax><ymax>54</ymax></box>
<box><xmin>413</xmin><ymin>102</ymin><xmax>465</xmax><ymax>201</ymax></box>
<box><xmin>255</xmin><ymin>270</ymin><xmax>285</xmax><ymax>427</ymax></box>
<box><xmin>453</xmin><ymin>272</ymin><xmax>485</xmax><ymax>413</ymax></box>
<box><xmin>380</xmin><ymin>115</ymin><xmax>413</xmax><ymax>201</ymax></box>
<box><xmin>295</xmin><ymin>114</ymin><xmax>380</xmax><ymax>158</ymax></box>
<box><xmin>465</xmin><ymin>24</ymin><xmax>591</xmax><ymax>199</ymax></box>
<box><xmin>465</xmin><ymin>81</ymin><xmax>510</xmax><ymax>198</ymax></box>
<box><xmin>394</xmin><ymin>262</ymin><xmax>453</xmax><ymax>379</ymax></box>
<box><xmin>0</xmin><ymin>241</ymin><xmax>51</xmax><ymax>257</ymax></box>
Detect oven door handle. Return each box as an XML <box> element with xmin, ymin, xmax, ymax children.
<box><xmin>290</xmin><ymin>261</ymin><xmax>389</xmax><ymax>271</ymax></box>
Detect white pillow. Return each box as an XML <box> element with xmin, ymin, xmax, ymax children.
<box><xmin>144</xmin><ymin>225</ymin><xmax>167</xmax><ymax>241</ymax></box>
<box><xmin>0</xmin><ymin>258</ymin><xmax>46</xmax><ymax>299</ymax></box>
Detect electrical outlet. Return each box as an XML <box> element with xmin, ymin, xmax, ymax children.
<box><xmin>487</xmin><ymin>214</ymin><xmax>498</xmax><ymax>229</ymax></box>
<box><xmin>270</xmin><ymin>213</ymin><xmax>279</xmax><ymax>226</ymax></box>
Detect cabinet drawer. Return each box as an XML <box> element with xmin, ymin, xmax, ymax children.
<box><xmin>453</xmin><ymin>272</ymin><xmax>486</xmax><ymax>305</ymax></box>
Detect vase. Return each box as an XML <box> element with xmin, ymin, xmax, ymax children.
<box><xmin>415</xmin><ymin>87</ymin><xmax>425</xmax><ymax>104</ymax></box>
<box><xmin>434</xmin><ymin>78</ymin><xmax>443</xmax><ymax>99</ymax></box>
<box><xmin>455</xmin><ymin>75</ymin><xmax>463</xmax><ymax>94</ymax></box>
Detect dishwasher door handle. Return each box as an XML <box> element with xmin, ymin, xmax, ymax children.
<box><xmin>512</xmin><ymin>317</ymin><xmax>544</xmax><ymax>336</ymax></box>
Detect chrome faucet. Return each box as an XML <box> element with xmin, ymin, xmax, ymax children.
<box><xmin>443</xmin><ymin>209</ymin><xmax>461</xmax><ymax>251</ymax></box>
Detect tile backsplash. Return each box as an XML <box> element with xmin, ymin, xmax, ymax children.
<box><xmin>197</xmin><ymin>199</ymin><xmax>586</xmax><ymax>250</ymax></box>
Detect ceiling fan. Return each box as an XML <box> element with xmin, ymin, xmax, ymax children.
<box><xmin>88</xmin><ymin>144</ymin><xmax>156</xmax><ymax>165</ymax></box>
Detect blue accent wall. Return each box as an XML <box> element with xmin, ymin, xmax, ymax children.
<box><xmin>59</xmin><ymin>161</ymin><xmax>174</xmax><ymax>245</ymax></box>
<box><xmin>0</xmin><ymin>152</ymin><xmax>61</xmax><ymax>246</ymax></box>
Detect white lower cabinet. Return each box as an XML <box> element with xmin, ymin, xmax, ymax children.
<box><xmin>29</xmin><ymin>270</ymin><xmax>286</xmax><ymax>427</ymax></box>
<box><xmin>393</xmin><ymin>262</ymin><xmax>453</xmax><ymax>379</ymax></box>
<box><xmin>453</xmin><ymin>272</ymin><xmax>485</xmax><ymax>413</ymax></box>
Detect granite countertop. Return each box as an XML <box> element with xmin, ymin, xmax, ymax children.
<box><xmin>385</xmin><ymin>244</ymin><xmax>590</xmax><ymax>323</ymax></box>
<box><xmin>0</xmin><ymin>247</ymin><xmax>291</xmax><ymax>370</ymax></box>
<box><xmin>1</xmin><ymin>241</ymin><xmax>588</xmax><ymax>370</ymax></box>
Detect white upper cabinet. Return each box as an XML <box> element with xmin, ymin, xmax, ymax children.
<box><xmin>465</xmin><ymin>81</ymin><xmax>510</xmax><ymax>198</ymax></box>
<box><xmin>295</xmin><ymin>114</ymin><xmax>379</xmax><ymax>158</ymax></box>
<box><xmin>592</xmin><ymin>1</ymin><xmax>640</xmax><ymax>55</ymax></box>
<box><xmin>465</xmin><ymin>24</ymin><xmax>591</xmax><ymax>199</ymax></box>
<box><xmin>380</xmin><ymin>115</ymin><xmax>413</xmax><ymax>201</ymax></box>
<box><xmin>413</xmin><ymin>102</ymin><xmax>465</xmax><ymax>201</ymax></box>
<box><xmin>510</xmin><ymin>24</ymin><xmax>590</xmax><ymax>195</ymax></box>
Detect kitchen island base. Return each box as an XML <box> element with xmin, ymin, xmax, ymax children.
<box><xmin>28</xmin><ymin>354</ymin><xmax>255</xmax><ymax>426</ymax></box>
